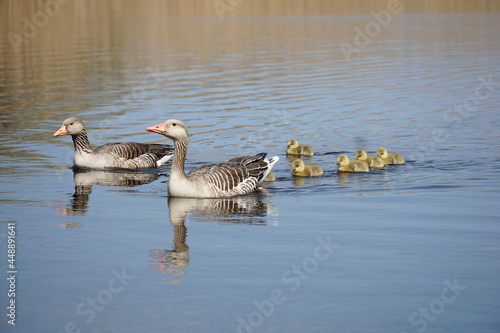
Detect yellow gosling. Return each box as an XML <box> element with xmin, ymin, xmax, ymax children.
<box><xmin>377</xmin><ymin>147</ymin><xmax>405</xmax><ymax>164</ymax></box>
<box><xmin>286</xmin><ymin>139</ymin><xmax>314</xmax><ymax>156</ymax></box>
<box><xmin>356</xmin><ymin>150</ymin><xmax>386</xmax><ymax>168</ymax></box>
<box><xmin>264</xmin><ymin>171</ymin><xmax>275</xmax><ymax>182</ymax></box>
<box><xmin>337</xmin><ymin>154</ymin><xmax>369</xmax><ymax>173</ymax></box>
<box><xmin>291</xmin><ymin>159</ymin><xmax>323</xmax><ymax>177</ymax></box>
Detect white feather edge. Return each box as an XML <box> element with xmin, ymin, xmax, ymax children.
<box><xmin>260</xmin><ymin>156</ymin><xmax>279</xmax><ymax>185</ymax></box>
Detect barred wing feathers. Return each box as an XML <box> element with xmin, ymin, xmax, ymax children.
<box><xmin>187</xmin><ymin>153</ymin><xmax>278</xmax><ymax>196</ymax></box>
<box><xmin>94</xmin><ymin>142</ymin><xmax>173</xmax><ymax>168</ymax></box>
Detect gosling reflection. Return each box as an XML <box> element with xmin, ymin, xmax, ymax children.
<box><xmin>149</xmin><ymin>195</ymin><xmax>278</xmax><ymax>281</ymax></box>
<box><xmin>57</xmin><ymin>169</ymin><xmax>160</xmax><ymax>216</ymax></box>
<box><xmin>286</xmin><ymin>154</ymin><xmax>313</xmax><ymax>164</ymax></box>
<box><xmin>336</xmin><ymin>170</ymin><xmax>388</xmax><ymax>186</ymax></box>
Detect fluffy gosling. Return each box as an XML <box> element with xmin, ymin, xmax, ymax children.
<box><xmin>337</xmin><ymin>154</ymin><xmax>369</xmax><ymax>172</ymax></box>
<box><xmin>377</xmin><ymin>147</ymin><xmax>404</xmax><ymax>164</ymax></box>
<box><xmin>264</xmin><ymin>171</ymin><xmax>275</xmax><ymax>182</ymax></box>
<box><xmin>356</xmin><ymin>150</ymin><xmax>386</xmax><ymax>168</ymax></box>
<box><xmin>286</xmin><ymin>139</ymin><xmax>315</xmax><ymax>156</ymax></box>
<box><xmin>291</xmin><ymin>159</ymin><xmax>323</xmax><ymax>177</ymax></box>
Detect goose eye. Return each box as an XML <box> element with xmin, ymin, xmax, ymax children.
<box><xmin>69</xmin><ymin>123</ymin><xmax>74</xmax><ymax>126</ymax></box>
<box><xmin>172</xmin><ymin>123</ymin><xmax>177</xmax><ymax>127</ymax></box>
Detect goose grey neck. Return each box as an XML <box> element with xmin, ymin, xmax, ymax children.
<box><xmin>171</xmin><ymin>140</ymin><xmax>188</xmax><ymax>177</ymax></box>
<box><xmin>72</xmin><ymin>129</ymin><xmax>93</xmax><ymax>153</ymax></box>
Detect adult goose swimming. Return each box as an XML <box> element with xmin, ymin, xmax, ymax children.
<box><xmin>146</xmin><ymin>119</ymin><xmax>279</xmax><ymax>198</ymax></box>
<box><xmin>53</xmin><ymin>117</ymin><xmax>173</xmax><ymax>169</ymax></box>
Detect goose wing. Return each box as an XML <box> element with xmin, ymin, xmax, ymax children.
<box><xmin>188</xmin><ymin>153</ymin><xmax>275</xmax><ymax>195</ymax></box>
<box><xmin>94</xmin><ymin>142</ymin><xmax>173</xmax><ymax>159</ymax></box>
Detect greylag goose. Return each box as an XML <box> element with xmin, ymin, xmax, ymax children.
<box><xmin>53</xmin><ymin>117</ymin><xmax>173</xmax><ymax>169</ymax></box>
<box><xmin>377</xmin><ymin>147</ymin><xmax>405</xmax><ymax>164</ymax></box>
<box><xmin>286</xmin><ymin>139</ymin><xmax>315</xmax><ymax>156</ymax></box>
<box><xmin>291</xmin><ymin>159</ymin><xmax>323</xmax><ymax>177</ymax></box>
<box><xmin>337</xmin><ymin>154</ymin><xmax>369</xmax><ymax>172</ymax></box>
<box><xmin>146</xmin><ymin>119</ymin><xmax>279</xmax><ymax>198</ymax></box>
<box><xmin>355</xmin><ymin>150</ymin><xmax>387</xmax><ymax>168</ymax></box>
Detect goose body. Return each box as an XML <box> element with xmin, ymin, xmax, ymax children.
<box><xmin>377</xmin><ymin>147</ymin><xmax>404</xmax><ymax>164</ymax></box>
<box><xmin>147</xmin><ymin>120</ymin><xmax>279</xmax><ymax>198</ymax></box>
<box><xmin>286</xmin><ymin>140</ymin><xmax>314</xmax><ymax>156</ymax></box>
<box><xmin>291</xmin><ymin>159</ymin><xmax>323</xmax><ymax>177</ymax></box>
<box><xmin>355</xmin><ymin>150</ymin><xmax>386</xmax><ymax>168</ymax></box>
<box><xmin>53</xmin><ymin>117</ymin><xmax>173</xmax><ymax>169</ymax></box>
<box><xmin>337</xmin><ymin>154</ymin><xmax>369</xmax><ymax>172</ymax></box>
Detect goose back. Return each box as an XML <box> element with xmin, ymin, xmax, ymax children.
<box><xmin>95</xmin><ymin>142</ymin><xmax>171</xmax><ymax>159</ymax></box>
<box><xmin>185</xmin><ymin>153</ymin><xmax>277</xmax><ymax>197</ymax></box>
<box><xmin>74</xmin><ymin>141</ymin><xmax>173</xmax><ymax>169</ymax></box>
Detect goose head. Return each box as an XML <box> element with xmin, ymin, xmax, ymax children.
<box><xmin>287</xmin><ymin>139</ymin><xmax>299</xmax><ymax>149</ymax></box>
<box><xmin>337</xmin><ymin>154</ymin><xmax>350</xmax><ymax>166</ymax></box>
<box><xmin>377</xmin><ymin>147</ymin><xmax>388</xmax><ymax>158</ymax></box>
<box><xmin>355</xmin><ymin>150</ymin><xmax>367</xmax><ymax>160</ymax></box>
<box><xmin>147</xmin><ymin>119</ymin><xmax>189</xmax><ymax>142</ymax></box>
<box><xmin>53</xmin><ymin>117</ymin><xmax>85</xmax><ymax>137</ymax></box>
<box><xmin>291</xmin><ymin>159</ymin><xmax>305</xmax><ymax>172</ymax></box>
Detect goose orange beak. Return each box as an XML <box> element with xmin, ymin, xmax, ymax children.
<box><xmin>146</xmin><ymin>122</ymin><xmax>167</xmax><ymax>135</ymax></box>
<box><xmin>53</xmin><ymin>125</ymin><xmax>68</xmax><ymax>137</ymax></box>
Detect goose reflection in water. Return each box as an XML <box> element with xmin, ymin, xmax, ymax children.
<box><xmin>149</xmin><ymin>195</ymin><xmax>278</xmax><ymax>282</ymax></box>
<box><xmin>56</xmin><ymin>169</ymin><xmax>161</xmax><ymax>217</ymax></box>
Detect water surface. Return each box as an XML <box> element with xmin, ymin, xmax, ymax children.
<box><xmin>1</xmin><ymin>1</ymin><xmax>499</xmax><ymax>332</ymax></box>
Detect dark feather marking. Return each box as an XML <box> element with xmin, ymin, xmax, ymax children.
<box><xmin>91</xmin><ymin>142</ymin><xmax>173</xmax><ymax>168</ymax></box>
<box><xmin>186</xmin><ymin>153</ymin><xmax>272</xmax><ymax>195</ymax></box>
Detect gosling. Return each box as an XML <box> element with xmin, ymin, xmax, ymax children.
<box><xmin>264</xmin><ymin>171</ymin><xmax>275</xmax><ymax>182</ymax></box>
<box><xmin>286</xmin><ymin>139</ymin><xmax>315</xmax><ymax>156</ymax></box>
<box><xmin>355</xmin><ymin>150</ymin><xmax>386</xmax><ymax>168</ymax></box>
<box><xmin>337</xmin><ymin>155</ymin><xmax>369</xmax><ymax>173</ymax></box>
<box><xmin>377</xmin><ymin>147</ymin><xmax>404</xmax><ymax>164</ymax></box>
<box><xmin>291</xmin><ymin>159</ymin><xmax>323</xmax><ymax>177</ymax></box>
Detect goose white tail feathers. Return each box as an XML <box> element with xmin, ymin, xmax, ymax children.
<box><xmin>156</xmin><ymin>151</ymin><xmax>175</xmax><ymax>167</ymax></box>
<box><xmin>262</xmin><ymin>155</ymin><xmax>279</xmax><ymax>183</ymax></box>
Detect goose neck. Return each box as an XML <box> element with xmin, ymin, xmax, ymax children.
<box><xmin>72</xmin><ymin>130</ymin><xmax>93</xmax><ymax>154</ymax></box>
<box><xmin>171</xmin><ymin>140</ymin><xmax>188</xmax><ymax>178</ymax></box>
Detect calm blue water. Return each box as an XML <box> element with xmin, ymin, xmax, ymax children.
<box><xmin>1</xmin><ymin>4</ymin><xmax>499</xmax><ymax>333</ymax></box>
